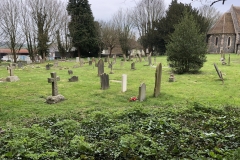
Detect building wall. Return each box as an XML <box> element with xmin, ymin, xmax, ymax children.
<box><xmin>207</xmin><ymin>34</ymin><xmax>236</xmax><ymax>53</ymax></box>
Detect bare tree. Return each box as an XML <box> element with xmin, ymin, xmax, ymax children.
<box><xmin>26</xmin><ymin>0</ymin><xmax>64</xmax><ymax>61</ymax></box>
<box><xmin>191</xmin><ymin>0</ymin><xmax>226</xmax><ymax>6</ymax></box>
<box><xmin>113</xmin><ymin>8</ymin><xmax>135</xmax><ymax>58</ymax></box>
<box><xmin>100</xmin><ymin>20</ymin><xmax>119</xmax><ymax>57</ymax></box>
<box><xmin>198</xmin><ymin>5</ymin><xmax>221</xmax><ymax>32</ymax></box>
<box><xmin>131</xmin><ymin>0</ymin><xmax>165</xmax><ymax>55</ymax></box>
<box><xmin>0</xmin><ymin>0</ymin><xmax>25</xmax><ymax>63</ymax></box>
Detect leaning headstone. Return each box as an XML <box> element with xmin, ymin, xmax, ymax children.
<box><xmin>98</xmin><ymin>59</ymin><xmax>104</xmax><ymax>76</ymax></box>
<box><xmin>6</xmin><ymin>63</ymin><xmax>20</xmax><ymax>82</ymax></box>
<box><xmin>138</xmin><ymin>83</ymin><xmax>146</xmax><ymax>101</ymax></box>
<box><xmin>214</xmin><ymin>63</ymin><xmax>223</xmax><ymax>81</ymax></box>
<box><xmin>122</xmin><ymin>74</ymin><xmax>127</xmax><ymax>92</ymax></box>
<box><xmin>154</xmin><ymin>63</ymin><xmax>162</xmax><ymax>97</ymax></box>
<box><xmin>100</xmin><ymin>73</ymin><xmax>109</xmax><ymax>90</ymax></box>
<box><xmin>69</xmin><ymin>76</ymin><xmax>78</xmax><ymax>82</ymax></box>
<box><xmin>68</xmin><ymin>70</ymin><xmax>73</xmax><ymax>75</ymax></box>
<box><xmin>131</xmin><ymin>62</ymin><xmax>135</xmax><ymax>70</ymax></box>
<box><xmin>46</xmin><ymin>72</ymin><xmax>65</xmax><ymax>104</ymax></box>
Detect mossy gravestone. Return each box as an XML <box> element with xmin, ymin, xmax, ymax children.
<box><xmin>100</xmin><ymin>73</ymin><xmax>109</xmax><ymax>90</ymax></box>
<box><xmin>6</xmin><ymin>63</ymin><xmax>20</xmax><ymax>82</ymax></box>
<box><xmin>154</xmin><ymin>63</ymin><xmax>162</xmax><ymax>97</ymax></box>
<box><xmin>98</xmin><ymin>59</ymin><xmax>104</xmax><ymax>76</ymax></box>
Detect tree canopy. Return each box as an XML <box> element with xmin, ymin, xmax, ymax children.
<box><xmin>166</xmin><ymin>10</ymin><xmax>207</xmax><ymax>74</ymax></box>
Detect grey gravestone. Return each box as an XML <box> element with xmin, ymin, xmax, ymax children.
<box><xmin>68</xmin><ymin>70</ymin><xmax>73</xmax><ymax>75</ymax></box>
<box><xmin>98</xmin><ymin>59</ymin><xmax>104</xmax><ymax>76</ymax></box>
<box><xmin>154</xmin><ymin>63</ymin><xmax>162</xmax><ymax>97</ymax></box>
<box><xmin>54</xmin><ymin>61</ymin><xmax>58</xmax><ymax>67</ymax></box>
<box><xmin>46</xmin><ymin>63</ymin><xmax>51</xmax><ymax>70</ymax></box>
<box><xmin>228</xmin><ymin>54</ymin><xmax>230</xmax><ymax>65</ymax></box>
<box><xmin>120</xmin><ymin>61</ymin><xmax>124</xmax><ymax>67</ymax></box>
<box><xmin>131</xmin><ymin>62</ymin><xmax>135</xmax><ymax>70</ymax></box>
<box><xmin>148</xmin><ymin>56</ymin><xmax>152</xmax><ymax>66</ymax></box>
<box><xmin>80</xmin><ymin>59</ymin><xmax>84</xmax><ymax>67</ymax></box>
<box><xmin>104</xmin><ymin>57</ymin><xmax>108</xmax><ymax>62</ymax></box>
<box><xmin>154</xmin><ymin>57</ymin><xmax>156</xmax><ymax>65</ymax></box>
<box><xmin>17</xmin><ymin>62</ymin><xmax>23</xmax><ymax>68</ymax></box>
<box><xmin>69</xmin><ymin>76</ymin><xmax>78</xmax><ymax>82</ymax></box>
<box><xmin>100</xmin><ymin>73</ymin><xmax>109</xmax><ymax>90</ymax></box>
<box><xmin>109</xmin><ymin>62</ymin><xmax>114</xmax><ymax>74</ymax></box>
<box><xmin>47</xmin><ymin>72</ymin><xmax>60</xmax><ymax>96</ymax></box>
<box><xmin>214</xmin><ymin>63</ymin><xmax>223</xmax><ymax>80</ymax></box>
<box><xmin>138</xmin><ymin>83</ymin><xmax>146</xmax><ymax>101</ymax></box>
<box><xmin>7</xmin><ymin>63</ymin><xmax>14</xmax><ymax>76</ymax></box>
<box><xmin>169</xmin><ymin>73</ymin><xmax>175</xmax><ymax>82</ymax></box>
<box><xmin>89</xmin><ymin>61</ymin><xmax>92</xmax><ymax>66</ymax></box>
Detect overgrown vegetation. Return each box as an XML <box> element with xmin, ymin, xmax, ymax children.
<box><xmin>0</xmin><ymin>104</ymin><xmax>239</xmax><ymax>159</ymax></box>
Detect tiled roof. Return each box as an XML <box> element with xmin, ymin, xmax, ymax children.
<box><xmin>0</xmin><ymin>48</ymin><xmax>29</xmax><ymax>54</ymax></box>
<box><xmin>207</xmin><ymin>12</ymin><xmax>235</xmax><ymax>34</ymax></box>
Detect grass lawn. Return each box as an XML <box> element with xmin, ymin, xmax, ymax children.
<box><xmin>0</xmin><ymin>54</ymin><xmax>240</xmax><ymax>125</ymax></box>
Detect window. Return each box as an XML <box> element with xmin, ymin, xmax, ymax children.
<box><xmin>215</xmin><ymin>37</ymin><xmax>218</xmax><ymax>46</ymax></box>
<box><xmin>228</xmin><ymin>37</ymin><xmax>231</xmax><ymax>46</ymax></box>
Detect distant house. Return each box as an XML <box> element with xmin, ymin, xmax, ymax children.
<box><xmin>207</xmin><ymin>5</ymin><xmax>240</xmax><ymax>53</ymax></box>
<box><xmin>0</xmin><ymin>48</ymin><xmax>30</xmax><ymax>62</ymax></box>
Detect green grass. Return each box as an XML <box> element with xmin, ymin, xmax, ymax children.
<box><xmin>0</xmin><ymin>54</ymin><xmax>240</xmax><ymax>125</ymax></box>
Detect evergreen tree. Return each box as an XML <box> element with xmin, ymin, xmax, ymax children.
<box><xmin>67</xmin><ymin>0</ymin><xmax>98</xmax><ymax>57</ymax></box>
<box><xmin>166</xmin><ymin>11</ymin><xmax>207</xmax><ymax>74</ymax></box>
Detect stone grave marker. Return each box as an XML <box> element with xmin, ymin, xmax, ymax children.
<box><xmin>148</xmin><ymin>55</ymin><xmax>152</xmax><ymax>66</ymax></box>
<box><xmin>154</xmin><ymin>57</ymin><xmax>156</xmax><ymax>65</ymax></box>
<box><xmin>76</xmin><ymin>57</ymin><xmax>80</xmax><ymax>62</ymax></box>
<box><xmin>104</xmin><ymin>57</ymin><xmax>108</xmax><ymax>62</ymax></box>
<box><xmin>214</xmin><ymin>63</ymin><xmax>223</xmax><ymax>81</ymax></box>
<box><xmin>54</xmin><ymin>61</ymin><xmax>58</xmax><ymax>67</ymax></box>
<box><xmin>120</xmin><ymin>61</ymin><xmax>124</xmax><ymax>67</ymax></box>
<box><xmin>154</xmin><ymin>63</ymin><xmax>162</xmax><ymax>97</ymax></box>
<box><xmin>89</xmin><ymin>61</ymin><xmax>92</xmax><ymax>66</ymax></box>
<box><xmin>109</xmin><ymin>62</ymin><xmax>114</xmax><ymax>74</ymax></box>
<box><xmin>46</xmin><ymin>63</ymin><xmax>51</xmax><ymax>70</ymax></box>
<box><xmin>138</xmin><ymin>83</ymin><xmax>146</xmax><ymax>101</ymax></box>
<box><xmin>6</xmin><ymin>63</ymin><xmax>20</xmax><ymax>82</ymax></box>
<box><xmin>100</xmin><ymin>73</ymin><xmax>109</xmax><ymax>90</ymax></box>
<box><xmin>169</xmin><ymin>73</ymin><xmax>175</xmax><ymax>82</ymax></box>
<box><xmin>87</xmin><ymin>57</ymin><xmax>90</xmax><ymax>61</ymax></box>
<box><xmin>122</xmin><ymin>74</ymin><xmax>127</xmax><ymax>92</ymax></box>
<box><xmin>80</xmin><ymin>59</ymin><xmax>84</xmax><ymax>67</ymax></box>
<box><xmin>123</xmin><ymin>54</ymin><xmax>126</xmax><ymax>61</ymax></box>
<box><xmin>228</xmin><ymin>54</ymin><xmax>230</xmax><ymax>65</ymax></box>
<box><xmin>17</xmin><ymin>62</ymin><xmax>23</xmax><ymax>68</ymax></box>
<box><xmin>46</xmin><ymin>72</ymin><xmax>65</xmax><ymax>104</ymax></box>
<box><xmin>68</xmin><ymin>70</ymin><xmax>73</xmax><ymax>75</ymax></box>
<box><xmin>69</xmin><ymin>76</ymin><xmax>78</xmax><ymax>82</ymax></box>
<box><xmin>131</xmin><ymin>62</ymin><xmax>135</xmax><ymax>70</ymax></box>
<box><xmin>98</xmin><ymin>59</ymin><xmax>104</xmax><ymax>76</ymax></box>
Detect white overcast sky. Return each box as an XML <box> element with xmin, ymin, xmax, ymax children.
<box><xmin>88</xmin><ymin>0</ymin><xmax>240</xmax><ymax>21</ymax></box>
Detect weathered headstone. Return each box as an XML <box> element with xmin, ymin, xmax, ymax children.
<box><xmin>46</xmin><ymin>63</ymin><xmax>51</xmax><ymax>70</ymax></box>
<box><xmin>109</xmin><ymin>62</ymin><xmax>114</xmax><ymax>74</ymax></box>
<box><xmin>120</xmin><ymin>61</ymin><xmax>124</xmax><ymax>67</ymax></box>
<box><xmin>54</xmin><ymin>61</ymin><xmax>58</xmax><ymax>67</ymax></box>
<box><xmin>228</xmin><ymin>54</ymin><xmax>230</xmax><ymax>65</ymax></box>
<box><xmin>87</xmin><ymin>57</ymin><xmax>90</xmax><ymax>61</ymax></box>
<box><xmin>7</xmin><ymin>63</ymin><xmax>14</xmax><ymax>76</ymax></box>
<box><xmin>148</xmin><ymin>55</ymin><xmax>152</xmax><ymax>66</ymax></box>
<box><xmin>98</xmin><ymin>59</ymin><xmax>104</xmax><ymax>76</ymax></box>
<box><xmin>100</xmin><ymin>73</ymin><xmax>109</xmax><ymax>90</ymax></box>
<box><xmin>17</xmin><ymin>62</ymin><xmax>23</xmax><ymax>68</ymax></box>
<box><xmin>68</xmin><ymin>70</ymin><xmax>73</xmax><ymax>75</ymax></box>
<box><xmin>48</xmin><ymin>72</ymin><xmax>60</xmax><ymax>96</ymax></box>
<box><xmin>89</xmin><ymin>61</ymin><xmax>92</xmax><ymax>66</ymax></box>
<box><xmin>80</xmin><ymin>59</ymin><xmax>84</xmax><ymax>67</ymax></box>
<box><xmin>104</xmin><ymin>57</ymin><xmax>108</xmax><ymax>62</ymax></box>
<box><xmin>69</xmin><ymin>76</ymin><xmax>78</xmax><ymax>82</ymax></box>
<box><xmin>76</xmin><ymin>57</ymin><xmax>80</xmax><ymax>62</ymax></box>
<box><xmin>122</xmin><ymin>74</ymin><xmax>127</xmax><ymax>92</ymax></box>
<box><xmin>138</xmin><ymin>83</ymin><xmax>146</xmax><ymax>101</ymax></box>
<box><xmin>123</xmin><ymin>54</ymin><xmax>126</xmax><ymax>61</ymax></box>
<box><xmin>154</xmin><ymin>63</ymin><xmax>162</xmax><ymax>97</ymax></box>
<box><xmin>131</xmin><ymin>62</ymin><xmax>135</xmax><ymax>70</ymax></box>
<box><xmin>169</xmin><ymin>73</ymin><xmax>175</xmax><ymax>82</ymax></box>
<box><xmin>214</xmin><ymin>63</ymin><xmax>223</xmax><ymax>80</ymax></box>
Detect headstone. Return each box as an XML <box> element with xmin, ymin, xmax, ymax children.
<box><xmin>138</xmin><ymin>83</ymin><xmax>146</xmax><ymax>101</ymax></box>
<box><xmin>109</xmin><ymin>62</ymin><xmax>114</xmax><ymax>74</ymax></box>
<box><xmin>122</xmin><ymin>74</ymin><xmax>127</xmax><ymax>92</ymax></box>
<box><xmin>100</xmin><ymin>73</ymin><xmax>109</xmax><ymax>90</ymax></box>
<box><xmin>169</xmin><ymin>73</ymin><xmax>175</xmax><ymax>82</ymax></box>
<box><xmin>214</xmin><ymin>63</ymin><xmax>223</xmax><ymax>80</ymax></box>
<box><xmin>154</xmin><ymin>57</ymin><xmax>156</xmax><ymax>65</ymax></box>
<box><xmin>69</xmin><ymin>76</ymin><xmax>78</xmax><ymax>82</ymax></box>
<box><xmin>89</xmin><ymin>61</ymin><xmax>92</xmax><ymax>66</ymax></box>
<box><xmin>46</xmin><ymin>63</ymin><xmax>51</xmax><ymax>70</ymax></box>
<box><xmin>47</xmin><ymin>72</ymin><xmax>60</xmax><ymax>96</ymax></box>
<box><xmin>76</xmin><ymin>57</ymin><xmax>79</xmax><ymax>62</ymax></box>
<box><xmin>120</xmin><ymin>61</ymin><xmax>124</xmax><ymax>67</ymax></box>
<box><xmin>87</xmin><ymin>57</ymin><xmax>90</xmax><ymax>61</ymax></box>
<box><xmin>54</xmin><ymin>61</ymin><xmax>58</xmax><ymax>67</ymax></box>
<box><xmin>131</xmin><ymin>62</ymin><xmax>135</xmax><ymax>70</ymax></box>
<box><xmin>104</xmin><ymin>57</ymin><xmax>108</xmax><ymax>62</ymax></box>
<box><xmin>7</xmin><ymin>63</ymin><xmax>14</xmax><ymax>76</ymax></box>
<box><xmin>148</xmin><ymin>55</ymin><xmax>152</xmax><ymax>66</ymax></box>
<box><xmin>154</xmin><ymin>63</ymin><xmax>162</xmax><ymax>97</ymax></box>
<box><xmin>123</xmin><ymin>54</ymin><xmax>126</xmax><ymax>61</ymax></box>
<box><xmin>228</xmin><ymin>54</ymin><xmax>230</xmax><ymax>65</ymax></box>
<box><xmin>80</xmin><ymin>59</ymin><xmax>84</xmax><ymax>67</ymax></box>
<box><xmin>68</xmin><ymin>70</ymin><xmax>73</xmax><ymax>75</ymax></box>
<box><xmin>98</xmin><ymin>59</ymin><xmax>104</xmax><ymax>76</ymax></box>
<box><xmin>17</xmin><ymin>62</ymin><xmax>23</xmax><ymax>68</ymax></box>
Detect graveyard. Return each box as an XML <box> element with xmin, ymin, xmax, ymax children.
<box><xmin>0</xmin><ymin>54</ymin><xmax>240</xmax><ymax>159</ymax></box>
